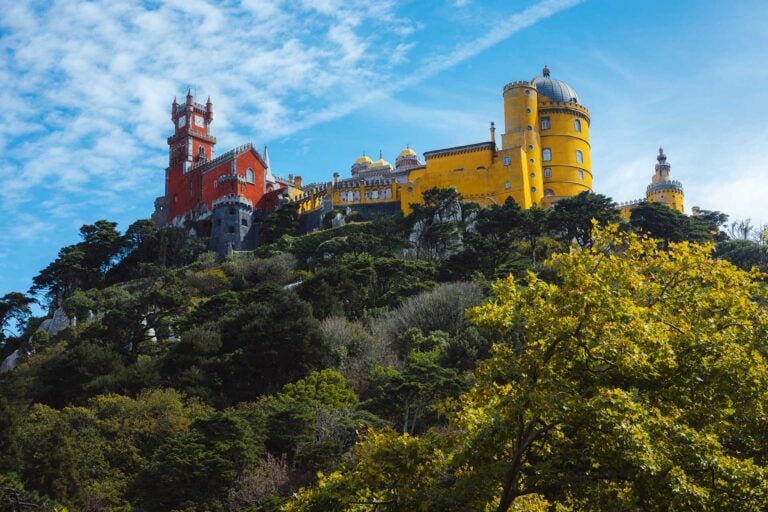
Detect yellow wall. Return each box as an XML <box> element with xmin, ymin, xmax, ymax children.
<box><xmin>538</xmin><ymin>102</ymin><xmax>592</xmax><ymax>207</ymax></box>
<box><xmin>648</xmin><ymin>190</ymin><xmax>685</xmax><ymax>213</ymax></box>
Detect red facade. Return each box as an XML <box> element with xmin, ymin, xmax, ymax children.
<box><xmin>164</xmin><ymin>91</ymin><xmax>281</xmax><ymax>225</ymax></box>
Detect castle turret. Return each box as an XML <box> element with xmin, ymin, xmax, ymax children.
<box><xmin>531</xmin><ymin>66</ymin><xmax>592</xmax><ymax>207</ymax></box>
<box><xmin>206</xmin><ymin>96</ymin><xmax>214</xmax><ymax>124</ymax></box>
<box><xmin>646</xmin><ymin>147</ymin><xmax>684</xmax><ymax>213</ymax></box>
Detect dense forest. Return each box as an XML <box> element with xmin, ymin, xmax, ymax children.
<box><xmin>1</xmin><ymin>189</ymin><xmax>767</xmax><ymax>511</ymax></box>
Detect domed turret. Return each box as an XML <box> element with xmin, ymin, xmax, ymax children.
<box><xmin>351</xmin><ymin>153</ymin><xmax>372</xmax><ymax>175</ymax></box>
<box><xmin>369</xmin><ymin>150</ymin><xmax>393</xmax><ymax>171</ymax></box>
<box><xmin>531</xmin><ymin>66</ymin><xmax>580</xmax><ymax>104</ymax></box>
<box><xmin>646</xmin><ymin>147</ymin><xmax>685</xmax><ymax>213</ymax></box>
<box><xmin>395</xmin><ymin>145</ymin><xmax>421</xmax><ymax>171</ymax></box>
<box><xmin>369</xmin><ymin>157</ymin><xmax>392</xmax><ymax>170</ymax></box>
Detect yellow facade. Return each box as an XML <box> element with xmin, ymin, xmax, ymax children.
<box><xmin>294</xmin><ymin>66</ymin><xmax>598</xmax><ymax>217</ymax></box>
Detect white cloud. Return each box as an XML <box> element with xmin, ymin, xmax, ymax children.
<box><xmin>0</xmin><ymin>0</ymin><xmax>581</xmax><ymax>290</ymax></box>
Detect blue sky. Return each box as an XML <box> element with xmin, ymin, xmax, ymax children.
<box><xmin>2</xmin><ymin>0</ymin><xmax>767</xmax><ymax>299</ymax></box>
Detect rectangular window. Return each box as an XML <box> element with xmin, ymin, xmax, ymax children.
<box><xmin>574</xmin><ymin>119</ymin><xmax>582</xmax><ymax>132</ymax></box>
<box><xmin>576</xmin><ymin>150</ymin><xmax>584</xmax><ymax>164</ymax></box>
<box><xmin>503</xmin><ymin>156</ymin><xmax>511</xmax><ymax>166</ymax></box>
<box><xmin>540</xmin><ymin>117</ymin><xmax>550</xmax><ymax>130</ymax></box>
<box><xmin>578</xmin><ymin>169</ymin><xmax>585</xmax><ymax>180</ymax></box>
<box><xmin>543</xmin><ymin>168</ymin><xmax>552</xmax><ymax>178</ymax></box>
<box><xmin>542</xmin><ymin>148</ymin><xmax>552</xmax><ymax>162</ymax></box>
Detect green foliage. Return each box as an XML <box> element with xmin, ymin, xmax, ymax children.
<box><xmin>376</xmin><ymin>282</ymin><xmax>484</xmax><ymax>346</ymax></box>
<box><xmin>132</xmin><ymin>410</ymin><xmax>259</xmax><ymax>511</ymax></box>
<box><xmin>716</xmin><ymin>238</ymin><xmax>768</xmax><ymax>271</ymax></box>
<box><xmin>5</xmin><ymin>199</ymin><xmax>759</xmax><ymax>511</ymax></box>
<box><xmin>0</xmin><ymin>396</ymin><xmax>20</xmax><ymax>475</ymax></box>
<box><xmin>547</xmin><ymin>191</ymin><xmax>623</xmax><ymax>247</ymax></box>
<box><xmin>260</xmin><ymin>203</ymin><xmax>301</xmax><ymax>245</ymax></box>
<box><xmin>630</xmin><ymin>202</ymin><xmax>728</xmax><ymax>245</ymax></box>
<box><xmin>363</xmin><ymin>349</ymin><xmax>465</xmax><ymax>435</ymax></box>
<box><xmin>290</xmin><ymin>226</ymin><xmax>768</xmax><ymax>511</ymax></box>
<box><xmin>0</xmin><ymin>292</ymin><xmax>35</xmax><ymax>340</ymax></box>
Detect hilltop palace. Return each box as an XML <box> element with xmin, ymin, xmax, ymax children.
<box><xmin>152</xmin><ymin>67</ymin><xmax>687</xmax><ymax>252</ymax></box>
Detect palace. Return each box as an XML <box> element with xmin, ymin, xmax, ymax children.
<box><xmin>153</xmin><ymin>67</ymin><xmax>686</xmax><ymax>251</ymax></box>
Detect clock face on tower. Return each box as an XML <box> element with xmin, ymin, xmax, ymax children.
<box><xmin>194</xmin><ymin>115</ymin><xmax>205</xmax><ymax>128</ymax></box>
<box><xmin>178</xmin><ymin>115</ymin><xmax>186</xmax><ymax>128</ymax></box>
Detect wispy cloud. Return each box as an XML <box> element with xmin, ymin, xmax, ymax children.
<box><xmin>0</xmin><ymin>0</ymin><xmax>581</xmax><ymax>293</ymax></box>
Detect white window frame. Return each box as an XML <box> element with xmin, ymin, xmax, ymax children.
<box><xmin>542</xmin><ymin>148</ymin><xmax>552</xmax><ymax>162</ymax></box>
<box><xmin>576</xmin><ymin>150</ymin><xmax>584</xmax><ymax>164</ymax></box>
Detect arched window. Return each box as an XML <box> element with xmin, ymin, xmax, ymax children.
<box><xmin>198</xmin><ymin>147</ymin><xmax>205</xmax><ymax>157</ymax></box>
<box><xmin>246</xmin><ymin>168</ymin><xmax>255</xmax><ymax>184</ymax></box>
<box><xmin>544</xmin><ymin>189</ymin><xmax>555</xmax><ymax>197</ymax></box>
<box><xmin>543</xmin><ymin>167</ymin><xmax>552</xmax><ymax>178</ymax></box>
<box><xmin>542</xmin><ymin>148</ymin><xmax>552</xmax><ymax>162</ymax></box>
<box><xmin>576</xmin><ymin>150</ymin><xmax>584</xmax><ymax>164</ymax></box>
<box><xmin>574</xmin><ymin>119</ymin><xmax>582</xmax><ymax>132</ymax></box>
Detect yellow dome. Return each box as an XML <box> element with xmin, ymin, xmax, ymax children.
<box><xmin>370</xmin><ymin>158</ymin><xmax>391</xmax><ymax>168</ymax></box>
<box><xmin>398</xmin><ymin>147</ymin><xmax>417</xmax><ymax>158</ymax></box>
<box><xmin>354</xmin><ymin>155</ymin><xmax>372</xmax><ymax>165</ymax></box>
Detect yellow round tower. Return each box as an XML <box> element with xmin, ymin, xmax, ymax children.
<box><xmin>531</xmin><ymin>66</ymin><xmax>592</xmax><ymax>207</ymax></box>
<box><xmin>646</xmin><ymin>147</ymin><xmax>684</xmax><ymax>213</ymax></box>
<box><xmin>501</xmin><ymin>80</ymin><xmax>543</xmax><ymax>206</ymax></box>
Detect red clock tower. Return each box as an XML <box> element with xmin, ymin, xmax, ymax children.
<box><xmin>166</xmin><ymin>90</ymin><xmax>216</xmax><ymax>222</ymax></box>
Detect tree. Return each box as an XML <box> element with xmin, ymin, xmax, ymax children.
<box><xmin>132</xmin><ymin>411</ymin><xmax>259</xmax><ymax>511</ymax></box>
<box><xmin>260</xmin><ymin>203</ymin><xmax>300</xmax><ymax>245</ymax></box>
<box><xmin>0</xmin><ymin>292</ymin><xmax>35</xmax><ymax>340</ymax></box>
<box><xmin>629</xmin><ymin>201</ymin><xmax>687</xmax><ymax>243</ymax></box>
<box><xmin>547</xmin><ymin>191</ymin><xmax>622</xmax><ymax>247</ymax></box>
<box><xmin>30</xmin><ymin>220</ymin><xmax>122</xmax><ymax>302</ymax></box>
<box><xmin>457</xmin><ymin>225</ymin><xmax>768</xmax><ymax>511</ymax></box>
<box><xmin>288</xmin><ymin>225</ymin><xmax>768</xmax><ymax>511</ymax></box>
<box><xmin>408</xmin><ymin>187</ymin><xmax>466</xmax><ymax>261</ymax></box>
<box><xmin>0</xmin><ymin>396</ymin><xmax>20</xmax><ymax>475</ymax></box>
<box><xmin>716</xmin><ymin>239</ymin><xmax>768</xmax><ymax>271</ymax></box>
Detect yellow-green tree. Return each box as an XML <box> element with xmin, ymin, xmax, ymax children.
<box><xmin>287</xmin><ymin>225</ymin><xmax>768</xmax><ymax>511</ymax></box>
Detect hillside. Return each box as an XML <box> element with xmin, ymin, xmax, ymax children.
<box><xmin>1</xmin><ymin>189</ymin><xmax>767</xmax><ymax>511</ymax></box>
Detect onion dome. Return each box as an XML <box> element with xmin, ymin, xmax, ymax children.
<box><xmin>531</xmin><ymin>65</ymin><xmax>580</xmax><ymax>103</ymax></box>
<box><xmin>395</xmin><ymin>145</ymin><xmax>420</xmax><ymax>171</ymax></box>
<box><xmin>351</xmin><ymin>153</ymin><xmax>373</xmax><ymax>175</ymax></box>
<box><xmin>370</xmin><ymin>158</ymin><xmax>392</xmax><ymax>169</ymax></box>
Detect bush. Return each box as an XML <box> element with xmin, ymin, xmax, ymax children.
<box><xmin>222</xmin><ymin>253</ymin><xmax>297</xmax><ymax>288</ymax></box>
<box><xmin>320</xmin><ymin>317</ymin><xmax>398</xmax><ymax>389</ymax></box>
<box><xmin>375</xmin><ymin>282</ymin><xmax>484</xmax><ymax>347</ymax></box>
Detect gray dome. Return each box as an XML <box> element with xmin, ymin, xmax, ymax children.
<box><xmin>531</xmin><ymin>67</ymin><xmax>580</xmax><ymax>103</ymax></box>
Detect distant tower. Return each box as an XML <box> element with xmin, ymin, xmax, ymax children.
<box><xmin>646</xmin><ymin>147</ymin><xmax>685</xmax><ymax>213</ymax></box>
<box><xmin>166</xmin><ymin>91</ymin><xmax>217</xmax><ymax>222</ymax></box>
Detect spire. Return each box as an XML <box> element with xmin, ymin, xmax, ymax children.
<box><xmin>379</xmin><ymin>149</ymin><xmax>383</xmax><ymax>159</ymax></box>
<box><xmin>263</xmin><ymin>145</ymin><xmax>270</xmax><ymax>169</ymax></box>
<box><xmin>542</xmin><ymin>65</ymin><xmax>550</xmax><ymax>77</ymax></box>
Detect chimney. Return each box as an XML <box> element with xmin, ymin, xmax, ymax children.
<box><xmin>294</xmin><ymin>175</ymin><xmax>303</xmax><ymax>188</ymax></box>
